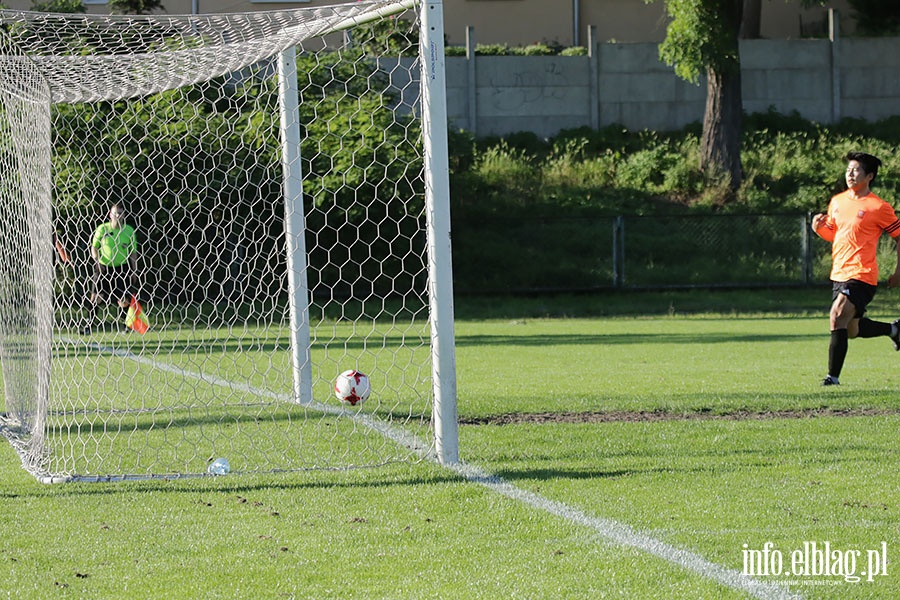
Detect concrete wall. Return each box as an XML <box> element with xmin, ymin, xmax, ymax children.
<box><xmin>446</xmin><ymin>36</ymin><xmax>900</xmax><ymax>138</ymax></box>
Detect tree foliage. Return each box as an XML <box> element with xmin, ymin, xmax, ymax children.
<box><xmin>656</xmin><ymin>0</ymin><xmax>742</xmax><ymax>84</ymax></box>
<box><xmin>108</xmin><ymin>0</ymin><xmax>163</xmax><ymax>15</ymax></box>
<box><xmin>52</xmin><ymin>52</ymin><xmax>421</xmax><ymax>302</ymax></box>
<box><xmin>849</xmin><ymin>0</ymin><xmax>900</xmax><ymax>36</ymax></box>
<box><xmin>351</xmin><ymin>17</ymin><xmax>419</xmax><ymax>57</ymax></box>
<box><xmin>30</xmin><ymin>0</ymin><xmax>85</xmax><ymax>12</ymax></box>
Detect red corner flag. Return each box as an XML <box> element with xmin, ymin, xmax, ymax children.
<box><xmin>125</xmin><ymin>297</ymin><xmax>149</xmax><ymax>334</ymax></box>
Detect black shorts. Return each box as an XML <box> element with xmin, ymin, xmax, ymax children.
<box><xmin>93</xmin><ymin>263</ymin><xmax>133</xmax><ymax>304</ymax></box>
<box><xmin>832</xmin><ymin>279</ymin><xmax>877</xmax><ymax>318</ymax></box>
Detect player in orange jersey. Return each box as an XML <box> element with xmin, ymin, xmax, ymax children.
<box><xmin>811</xmin><ymin>152</ymin><xmax>900</xmax><ymax>386</ymax></box>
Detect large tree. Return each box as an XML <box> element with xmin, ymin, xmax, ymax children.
<box><xmin>655</xmin><ymin>0</ymin><xmax>744</xmax><ymax>191</ymax></box>
<box><xmin>654</xmin><ymin>1</ymin><xmax>840</xmax><ymax>193</ymax></box>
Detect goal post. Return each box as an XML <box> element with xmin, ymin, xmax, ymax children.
<box><xmin>0</xmin><ymin>0</ymin><xmax>459</xmax><ymax>482</ymax></box>
<box><xmin>420</xmin><ymin>0</ymin><xmax>458</xmax><ymax>464</ymax></box>
<box><xmin>0</xmin><ymin>32</ymin><xmax>55</xmax><ymax>476</ymax></box>
<box><xmin>278</xmin><ymin>45</ymin><xmax>314</xmax><ymax>408</ymax></box>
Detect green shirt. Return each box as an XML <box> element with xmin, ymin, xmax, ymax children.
<box><xmin>92</xmin><ymin>223</ymin><xmax>137</xmax><ymax>267</ymax></box>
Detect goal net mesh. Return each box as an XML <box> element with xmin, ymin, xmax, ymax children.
<box><xmin>0</xmin><ymin>1</ymin><xmax>438</xmax><ymax>481</ymax></box>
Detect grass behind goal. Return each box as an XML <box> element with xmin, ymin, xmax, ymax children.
<box><xmin>42</xmin><ymin>316</ymin><xmax>433</xmax><ymax>479</ymax></box>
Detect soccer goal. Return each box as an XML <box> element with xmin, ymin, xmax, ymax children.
<box><xmin>0</xmin><ymin>0</ymin><xmax>457</xmax><ymax>482</ymax></box>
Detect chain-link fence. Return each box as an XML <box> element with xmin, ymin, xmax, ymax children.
<box><xmin>452</xmin><ymin>213</ymin><xmax>857</xmax><ymax>293</ymax></box>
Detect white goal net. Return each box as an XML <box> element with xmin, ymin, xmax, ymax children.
<box><xmin>0</xmin><ymin>0</ymin><xmax>457</xmax><ymax>482</ymax></box>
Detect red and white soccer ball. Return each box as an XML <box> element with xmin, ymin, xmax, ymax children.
<box><xmin>334</xmin><ymin>369</ymin><xmax>371</xmax><ymax>406</ymax></box>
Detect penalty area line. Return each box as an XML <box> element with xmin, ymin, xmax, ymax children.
<box><xmin>70</xmin><ymin>338</ymin><xmax>799</xmax><ymax>599</ymax></box>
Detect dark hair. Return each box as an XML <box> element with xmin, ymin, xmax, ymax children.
<box><xmin>845</xmin><ymin>151</ymin><xmax>882</xmax><ymax>183</ymax></box>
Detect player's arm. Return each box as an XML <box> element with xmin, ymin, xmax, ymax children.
<box><xmin>89</xmin><ymin>243</ymin><xmax>102</xmax><ymax>277</ymax></box>
<box><xmin>811</xmin><ymin>212</ymin><xmax>835</xmax><ymax>242</ymax></box>
<box><xmin>128</xmin><ymin>251</ymin><xmax>139</xmax><ymax>277</ymax></box>
<box><xmin>889</xmin><ymin>238</ymin><xmax>900</xmax><ymax>289</ymax></box>
<box><xmin>128</xmin><ymin>237</ymin><xmax>141</xmax><ymax>296</ymax></box>
<box><xmin>90</xmin><ymin>226</ymin><xmax>103</xmax><ymax>265</ymax></box>
<box><xmin>883</xmin><ymin>210</ymin><xmax>900</xmax><ymax>288</ymax></box>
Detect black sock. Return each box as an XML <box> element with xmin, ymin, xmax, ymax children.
<box><xmin>857</xmin><ymin>317</ymin><xmax>892</xmax><ymax>338</ymax></box>
<box><xmin>828</xmin><ymin>329</ymin><xmax>848</xmax><ymax>378</ymax></box>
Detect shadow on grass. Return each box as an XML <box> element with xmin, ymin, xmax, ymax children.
<box><xmin>0</xmin><ymin>469</ymin><xmax>462</xmax><ymax>499</ymax></box>
<box><xmin>57</xmin><ymin>330</ymin><xmax>821</xmax><ymax>357</ymax></box>
<box><xmin>41</xmin><ymin>405</ymin><xmax>431</xmax><ymax>435</ymax></box>
<box><xmin>488</xmin><ymin>443</ymin><xmax>884</xmax><ymax>483</ymax></box>
<box><xmin>460</xmin><ymin>405</ymin><xmax>900</xmax><ymax>425</ymax></box>
<box><xmin>455</xmin><ymin>331</ymin><xmax>822</xmax><ymax>347</ymax></box>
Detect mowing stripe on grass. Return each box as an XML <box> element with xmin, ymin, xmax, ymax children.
<box><xmin>77</xmin><ymin>339</ymin><xmax>801</xmax><ymax>599</ymax></box>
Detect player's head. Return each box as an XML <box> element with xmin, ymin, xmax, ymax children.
<box><xmin>109</xmin><ymin>203</ymin><xmax>126</xmax><ymax>224</ymax></box>
<box><xmin>844</xmin><ymin>151</ymin><xmax>881</xmax><ymax>184</ymax></box>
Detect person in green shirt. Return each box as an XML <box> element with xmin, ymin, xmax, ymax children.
<box><xmin>82</xmin><ymin>203</ymin><xmax>140</xmax><ymax>334</ymax></box>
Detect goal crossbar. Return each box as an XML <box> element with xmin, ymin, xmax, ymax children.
<box><xmin>0</xmin><ymin>1</ymin><xmax>418</xmax><ymax>103</ymax></box>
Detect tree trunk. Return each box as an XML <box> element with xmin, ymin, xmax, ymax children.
<box><xmin>700</xmin><ymin>0</ymin><xmax>744</xmax><ymax>192</ymax></box>
<box><xmin>701</xmin><ymin>66</ymin><xmax>743</xmax><ymax>191</ymax></box>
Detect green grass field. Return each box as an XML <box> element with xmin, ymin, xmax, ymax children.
<box><xmin>2</xmin><ymin>289</ymin><xmax>899</xmax><ymax>599</ymax></box>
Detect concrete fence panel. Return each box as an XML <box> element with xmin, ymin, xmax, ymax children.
<box><xmin>441</xmin><ymin>36</ymin><xmax>900</xmax><ymax>137</ymax></box>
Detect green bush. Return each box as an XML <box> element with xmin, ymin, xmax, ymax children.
<box><xmin>473</xmin><ymin>44</ymin><xmax>511</xmax><ymax>56</ymax></box>
<box><xmin>447</xmin><ymin>112</ymin><xmax>900</xmax><ymax>292</ymax></box>
<box><xmin>52</xmin><ymin>49</ymin><xmax>423</xmax><ymax>302</ymax></box>
<box><xmin>450</xmin><ymin>113</ymin><xmax>900</xmax><ymax>219</ymax></box>
<box><xmin>473</xmin><ymin>142</ymin><xmax>540</xmax><ymax>198</ymax></box>
<box><xmin>451</xmin><ymin>42</ymin><xmax>583</xmax><ymax>56</ymax></box>
<box><xmin>513</xmin><ymin>44</ymin><xmax>558</xmax><ymax>56</ymax></box>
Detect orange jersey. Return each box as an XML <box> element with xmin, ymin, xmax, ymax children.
<box><xmin>815</xmin><ymin>189</ymin><xmax>900</xmax><ymax>285</ymax></box>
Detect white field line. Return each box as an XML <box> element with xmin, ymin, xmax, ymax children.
<box><xmin>451</xmin><ymin>461</ymin><xmax>802</xmax><ymax>600</ymax></box>
<box><xmin>71</xmin><ymin>338</ymin><xmax>800</xmax><ymax>600</ymax></box>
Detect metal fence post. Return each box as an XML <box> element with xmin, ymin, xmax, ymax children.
<box><xmin>802</xmin><ymin>213</ymin><xmax>811</xmax><ymax>284</ymax></box>
<box><xmin>588</xmin><ymin>25</ymin><xmax>599</xmax><ymax>130</ymax></box>
<box><xmin>613</xmin><ymin>216</ymin><xmax>624</xmax><ymax>287</ymax></box>
<box><xmin>466</xmin><ymin>26</ymin><xmax>477</xmax><ymax>134</ymax></box>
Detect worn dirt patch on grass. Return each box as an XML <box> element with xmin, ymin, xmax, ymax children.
<box><xmin>460</xmin><ymin>407</ymin><xmax>900</xmax><ymax>426</ymax></box>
